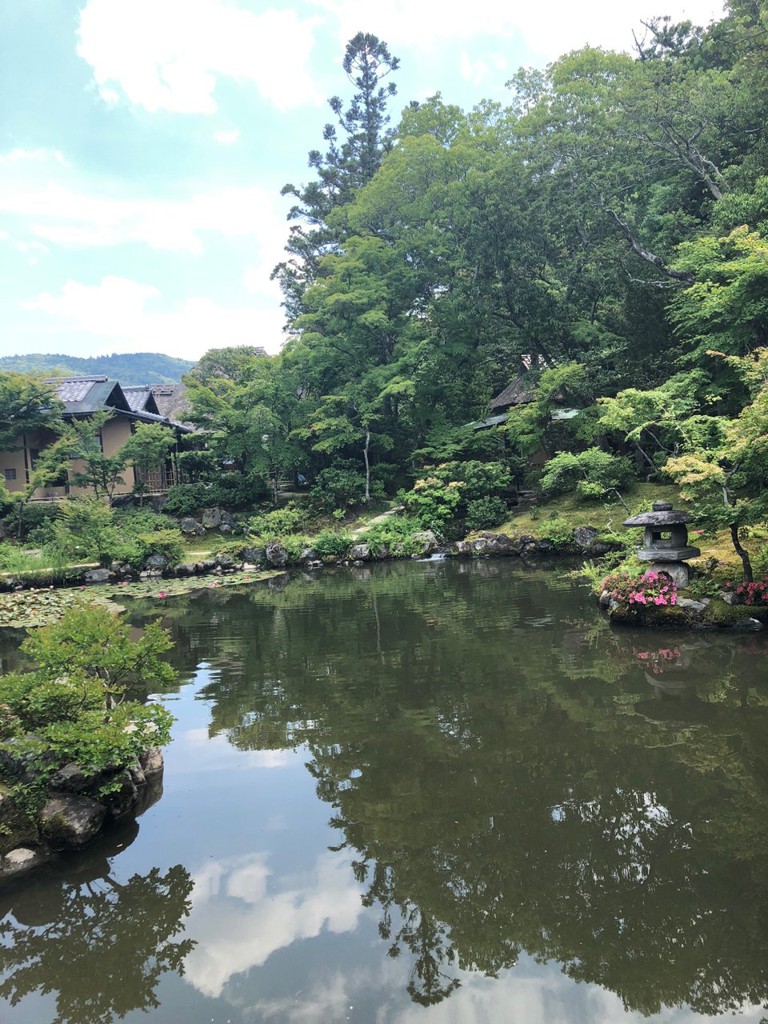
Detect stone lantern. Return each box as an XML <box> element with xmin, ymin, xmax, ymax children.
<box><xmin>622</xmin><ymin>500</ymin><xmax>700</xmax><ymax>588</ymax></box>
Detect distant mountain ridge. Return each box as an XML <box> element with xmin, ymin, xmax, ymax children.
<box><xmin>0</xmin><ymin>352</ymin><xmax>195</xmax><ymax>386</ymax></box>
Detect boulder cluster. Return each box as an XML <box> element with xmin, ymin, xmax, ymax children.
<box><xmin>0</xmin><ymin>745</ymin><xmax>164</xmax><ymax>879</ymax></box>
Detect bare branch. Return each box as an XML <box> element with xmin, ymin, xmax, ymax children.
<box><xmin>606</xmin><ymin>209</ymin><xmax>694</xmax><ymax>283</ymax></box>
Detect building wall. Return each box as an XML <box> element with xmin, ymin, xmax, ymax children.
<box><xmin>1</xmin><ymin>441</ymin><xmax>29</xmax><ymax>494</ymax></box>
<box><xmin>0</xmin><ymin>416</ymin><xmax>139</xmax><ymax>499</ymax></box>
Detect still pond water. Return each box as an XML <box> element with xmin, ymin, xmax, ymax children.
<box><xmin>2</xmin><ymin>558</ymin><xmax>768</xmax><ymax>1024</ymax></box>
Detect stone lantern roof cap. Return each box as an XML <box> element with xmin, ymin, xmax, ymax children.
<box><xmin>622</xmin><ymin>500</ymin><xmax>691</xmax><ymax>527</ymax></box>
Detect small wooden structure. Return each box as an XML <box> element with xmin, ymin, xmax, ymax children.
<box><xmin>623</xmin><ymin>500</ymin><xmax>700</xmax><ymax>587</ymax></box>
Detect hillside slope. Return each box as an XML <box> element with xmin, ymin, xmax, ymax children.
<box><xmin>0</xmin><ymin>352</ymin><xmax>194</xmax><ymax>385</ymax></box>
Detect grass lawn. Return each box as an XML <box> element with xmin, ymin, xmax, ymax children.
<box><xmin>498</xmin><ymin>483</ymin><xmax>683</xmax><ymax>537</ymax></box>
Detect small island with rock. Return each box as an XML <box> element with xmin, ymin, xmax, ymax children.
<box><xmin>0</xmin><ymin>604</ymin><xmax>175</xmax><ymax>879</ymax></box>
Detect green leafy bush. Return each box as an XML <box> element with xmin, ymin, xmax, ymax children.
<box><xmin>281</xmin><ymin>534</ymin><xmax>313</xmax><ymax>561</ymax></box>
<box><xmin>465</xmin><ymin>496</ymin><xmax>509</xmax><ymax>531</ymax></box>
<box><xmin>116</xmin><ymin>508</ymin><xmax>176</xmax><ymax>533</ymax></box>
<box><xmin>310</xmin><ymin>468</ymin><xmax>370</xmax><ymax>512</ymax></box>
<box><xmin>3</xmin><ymin>501</ymin><xmax>60</xmax><ymax>543</ymax></box>
<box><xmin>207</xmin><ymin>473</ymin><xmax>270</xmax><ymax>510</ymax></box>
<box><xmin>358</xmin><ymin>514</ymin><xmax>425</xmax><ymax>555</ymax></box>
<box><xmin>402</xmin><ymin>460</ymin><xmax>511</xmax><ymax>534</ymax></box>
<box><xmin>539</xmin><ymin>448</ymin><xmax>633</xmax><ymax>500</ymax></box>
<box><xmin>136</xmin><ymin>529</ymin><xmax>185</xmax><ymax>568</ymax></box>
<box><xmin>537</xmin><ymin>516</ymin><xmax>575</xmax><ymax>546</ymax></box>
<box><xmin>249</xmin><ymin>504</ymin><xmax>307</xmax><ymax>539</ymax></box>
<box><xmin>401</xmin><ymin>473</ymin><xmax>463</xmax><ymax>533</ymax></box>
<box><xmin>0</xmin><ymin>605</ymin><xmax>175</xmax><ymax>804</ymax></box>
<box><xmin>46</xmin><ymin>497</ymin><xmax>122</xmax><ymax>566</ymax></box>
<box><xmin>311</xmin><ymin>529</ymin><xmax>353</xmax><ymax>559</ymax></box>
<box><xmin>161</xmin><ymin>483</ymin><xmax>210</xmax><ymax>517</ymax></box>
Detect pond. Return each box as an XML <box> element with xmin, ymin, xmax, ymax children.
<box><xmin>2</xmin><ymin>558</ymin><xmax>768</xmax><ymax>1024</ymax></box>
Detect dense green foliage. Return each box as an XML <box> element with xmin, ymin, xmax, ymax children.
<box><xmin>191</xmin><ymin>4</ymin><xmax>760</xmax><ymax>576</ymax></box>
<box><xmin>0</xmin><ymin>605</ymin><xmax>174</xmax><ymax>804</ymax></box>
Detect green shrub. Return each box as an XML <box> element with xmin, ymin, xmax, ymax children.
<box><xmin>537</xmin><ymin>517</ymin><xmax>575</xmax><ymax>546</ymax></box>
<box><xmin>161</xmin><ymin>483</ymin><xmax>210</xmax><ymax>517</ymax></box>
<box><xmin>359</xmin><ymin>514</ymin><xmax>425</xmax><ymax>554</ymax></box>
<box><xmin>0</xmin><ymin>605</ymin><xmax>175</xmax><ymax>804</ymax></box>
<box><xmin>249</xmin><ymin>504</ymin><xmax>306</xmax><ymax>539</ymax></box>
<box><xmin>207</xmin><ymin>473</ymin><xmax>270</xmax><ymax>510</ymax></box>
<box><xmin>2</xmin><ymin>501</ymin><xmax>60</xmax><ymax>543</ymax></box>
<box><xmin>136</xmin><ymin>529</ymin><xmax>185</xmax><ymax>568</ymax></box>
<box><xmin>446</xmin><ymin>460</ymin><xmax>512</xmax><ymax>502</ymax></box>
<box><xmin>465</xmin><ymin>496</ymin><xmax>509</xmax><ymax>531</ymax></box>
<box><xmin>310</xmin><ymin>468</ymin><xmax>370</xmax><ymax>512</ymax></box>
<box><xmin>116</xmin><ymin>508</ymin><xmax>175</xmax><ymax>533</ymax></box>
<box><xmin>539</xmin><ymin>448</ymin><xmax>633</xmax><ymax>500</ymax></box>
<box><xmin>312</xmin><ymin>529</ymin><xmax>353</xmax><ymax>559</ymax></box>
<box><xmin>282</xmin><ymin>534</ymin><xmax>313</xmax><ymax>561</ymax></box>
<box><xmin>401</xmin><ymin>460</ymin><xmax>511</xmax><ymax>534</ymax></box>
<box><xmin>46</xmin><ymin>497</ymin><xmax>121</xmax><ymax>566</ymax></box>
<box><xmin>401</xmin><ymin>474</ymin><xmax>463</xmax><ymax>533</ymax></box>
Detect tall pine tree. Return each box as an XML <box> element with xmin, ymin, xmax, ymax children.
<box><xmin>274</xmin><ymin>33</ymin><xmax>400</xmax><ymax>320</ymax></box>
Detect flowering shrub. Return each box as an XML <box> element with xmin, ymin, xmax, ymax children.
<box><xmin>723</xmin><ymin>576</ymin><xmax>768</xmax><ymax>605</ymax></box>
<box><xmin>601</xmin><ymin>569</ymin><xmax>678</xmax><ymax>607</ymax></box>
<box><xmin>401</xmin><ymin>460</ymin><xmax>511</xmax><ymax>534</ymax></box>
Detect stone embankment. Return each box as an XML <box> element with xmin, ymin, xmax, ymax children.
<box><xmin>0</xmin><ymin>745</ymin><xmax>164</xmax><ymax>879</ymax></box>
<box><xmin>0</xmin><ymin>519</ymin><xmax>620</xmax><ymax>594</ymax></box>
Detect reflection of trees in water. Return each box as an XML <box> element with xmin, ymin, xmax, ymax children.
<box><xmin>131</xmin><ymin>562</ymin><xmax>768</xmax><ymax>1013</ymax></box>
<box><xmin>312</xmin><ymin>690</ymin><xmax>768</xmax><ymax>1014</ymax></box>
<box><xmin>0</xmin><ymin>832</ymin><xmax>195</xmax><ymax>1024</ymax></box>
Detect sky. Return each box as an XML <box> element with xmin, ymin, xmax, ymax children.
<box><xmin>0</xmin><ymin>0</ymin><xmax>726</xmax><ymax>362</ymax></box>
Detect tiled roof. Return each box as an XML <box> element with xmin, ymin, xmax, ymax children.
<box><xmin>46</xmin><ymin>375</ymin><xmax>108</xmax><ymax>405</ymax></box>
<box><xmin>41</xmin><ymin>375</ymin><xmax>191</xmax><ymax>430</ymax></box>
<box><xmin>122</xmin><ymin>386</ymin><xmax>160</xmax><ymax>415</ymax></box>
<box><xmin>489</xmin><ymin>374</ymin><xmax>535</xmax><ymax>411</ymax></box>
<box><xmin>150</xmin><ymin>382</ymin><xmax>190</xmax><ymax>420</ymax></box>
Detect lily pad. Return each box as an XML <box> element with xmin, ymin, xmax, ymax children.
<box><xmin>0</xmin><ymin>589</ymin><xmax>123</xmax><ymax>630</ymax></box>
<box><xmin>102</xmin><ymin>569</ymin><xmax>284</xmax><ymax>602</ymax></box>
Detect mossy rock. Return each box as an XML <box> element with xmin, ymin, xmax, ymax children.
<box><xmin>701</xmin><ymin>599</ymin><xmax>764</xmax><ymax>629</ymax></box>
<box><xmin>608</xmin><ymin>602</ymin><xmax>691</xmax><ymax>628</ymax></box>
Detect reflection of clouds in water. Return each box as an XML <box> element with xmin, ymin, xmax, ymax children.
<box><xmin>176</xmin><ymin>727</ymin><xmax>295</xmax><ymax>769</ymax></box>
<box><xmin>229</xmin><ymin>954</ymin><xmax>768</xmax><ymax>1024</ymax></box>
<box><xmin>183</xmin><ymin>851</ymin><xmax>363</xmax><ymax>998</ymax></box>
<box><xmin>389</xmin><ymin>969</ymin><xmax>768</xmax><ymax>1024</ymax></box>
<box><xmin>249</xmin><ymin>972</ymin><xmax>356</xmax><ymax>1024</ymax></box>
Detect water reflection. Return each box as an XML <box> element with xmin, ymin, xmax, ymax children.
<box><xmin>0</xmin><ymin>827</ymin><xmax>194</xmax><ymax>1024</ymax></box>
<box><xmin>3</xmin><ymin>561</ymin><xmax>768</xmax><ymax>1022</ymax></box>
<box><xmin>183</xmin><ymin>849</ymin><xmax>363</xmax><ymax>998</ymax></box>
<box><xmin>144</xmin><ymin>562</ymin><xmax>768</xmax><ymax>1017</ymax></box>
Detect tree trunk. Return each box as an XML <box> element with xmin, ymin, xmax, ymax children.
<box><xmin>363</xmin><ymin>426</ymin><xmax>371</xmax><ymax>503</ymax></box>
<box><xmin>730</xmin><ymin>522</ymin><xmax>753</xmax><ymax>582</ymax></box>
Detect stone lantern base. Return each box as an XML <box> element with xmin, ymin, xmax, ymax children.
<box><xmin>643</xmin><ymin>560</ymin><xmax>693</xmax><ymax>589</ymax></box>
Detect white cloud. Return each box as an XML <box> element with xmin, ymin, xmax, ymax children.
<box><xmin>29</xmin><ymin>277</ymin><xmax>160</xmax><ymax>333</ymax></box>
<box><xmin>312</xmin><ymin>0</ymin><xmax>725</xmax><ymax>60</ymax></box>
<box><xmin>0</xmin><ymin>176</ymin><xmax>286</xmax><ymax>257</ymax></box>
<box><xmin>25</xmin><ymin>276</ymin><xmax>285</xmax><ymax>358</ymax></box>
<box><xmin>183</xmin><ymin>850</ymin><xmax>364</xmax><ymax>998</ymax></box>
<box><xmin>78</xmin><ymin>0</ymin><xmax>323</xmax><ymax>113</ymax></box>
